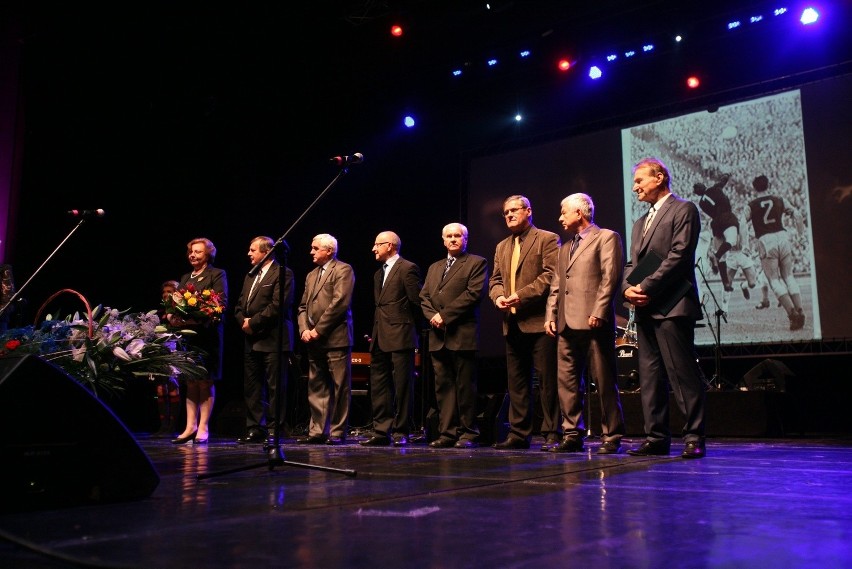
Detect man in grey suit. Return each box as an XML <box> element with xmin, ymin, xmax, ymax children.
<box><xmin>489</xmin><ymin>195</ymin><xmax>562</xmax><ymax>450</ymax></box>
<box><xmin>545</xmin><ymin>194</ymin><xmax>626</xmax><ymax>454</ymax></box>
<box><xmin>622</xmin><ymin>157</ymin><xmax>707</xmax><ymax>459</ymax></box>
<box><xmin>296</xmin><ymin>233</ymin><xmax>355</xmax><ymax>445</ymax></box>
<box><xmin>420</xmin><ymin>222</ymin><xmax>488</xmax><ymax>449</ymax></box>
<box><xmin>360</xmin><ymin>231</ymin><xmax>423</xmax><ymax>447</ymax></box>
<box><xmin>234</xmin><ymin>236</ymin><xmax>294</xmax><ymax>444</ymax></box>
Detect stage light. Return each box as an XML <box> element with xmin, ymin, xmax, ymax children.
<box><xmin>390</xmin><ymin>24</ymin><xmax>404</xmax><ymax>37</ymax></box>
<box><xmin>557</xmin><ymin>58</ymin><xmax>572</xmax><ymax>72</ymax></box>
<box><xmin>675</xmin><ymin>34</ymin><xmax>683</xmax><ymax>42</ymax></box>
<box><xmin>800</xmin><ymin>7</ymin><xmax>819</xmax><ymax>25</ymax></box>
<box><xmin>403</xmin><ymin>115</ymin><xmax>415</xmax><ymax>128</ymax></box>
<box><xmin>642</xmin><ymin>44</ymin><xmax>654</xmax><ymax>53</ymax></box>
<box><xmin>686</xmin><ymin>76</ymin><xmax>701</xmax><ymax>89</ymax></box>
<box><xmin>487</xmin><ymin>58</ymin><xmax>498</xmax><ymax>67</ymax></box>
<box><xmin>589</xmin><ymin>66</ymin><xmax>602</xmax><ymax>80</ymax></box>
<box><xmin>519</xmin><ymin>50</ymin><xmax>531</xmax><ymax>58</ymax></box>
<box><xmin>514</xmin><ymin>114</ymin><xmax>522</xmax><ymax>122</ymax></box>
<box><xmin>727</xmin><ymin>19</ymin><xmax>742</xmax><ymax>30</ymax></box>
<box><xmin>451</xmin><ymin>69</ymin><xmax>463</xmax><ymax>77</ymax></box>
<box><xmin>606</xmin><ymin>53</ymin><xmax>618</xmax><ymax>62</ymax></box>
<box><xmin>624</xmin><ymin>49</ymin><xmax>636</xmax><ymax>58</ymax></box>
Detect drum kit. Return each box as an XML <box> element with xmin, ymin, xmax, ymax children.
<box><xmin>615</xmin><ymin>305</ymin><xmax>639</xmax><ymax>391</ymax></box>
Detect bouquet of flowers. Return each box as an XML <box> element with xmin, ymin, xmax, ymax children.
<box><xmin>162</xmin><ymin>283</ymin><xmax>225</xmax><ymax>324</ymax></box>
<box><xmin>0</xmin><ymin>305</ymin><xmax>209</xmax><ymax>396</ymax></box>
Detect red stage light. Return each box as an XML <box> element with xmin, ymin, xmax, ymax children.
<box><xmin>557</xmin><ymin>58</ymin><xmax>572</xmax><ymax>72</ymax></box>
<box><xmin>686</xmin><ymin>76</ymin><xmax>701</xmax><ymax>89</ymax></box>
<box><xmin>391</xmin><ymin>24</ymin><xmax>404</xmax><ymax>37</ymax></box>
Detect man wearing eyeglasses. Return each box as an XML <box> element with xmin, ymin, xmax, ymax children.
<box><xmin>359</xmin><ymin>231</ymin><xmax>423</xmax><ymax>447</ymax></box>
<box><xmin>489</xmin><ymin>195</ymin><xmax>562</xmax><ymax>450</ymax></box>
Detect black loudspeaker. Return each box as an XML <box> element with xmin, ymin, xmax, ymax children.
<box><xmin>0</xmin><ymin>355</ymin><xmax>160</xmax><ymax>512</ymax></box>
<box><xmin>742</xmin><ymin>358</ymin><xmax>794</xmax><ymax>392</ymax></box>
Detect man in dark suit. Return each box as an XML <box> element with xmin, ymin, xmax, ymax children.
<box><xmin>234</xmin><ymin>236</ymin><xmax>294</xmax><ymax>445</ymax></box>
<box><xmin>545</xmin><ymin>193</ymin><xmax>626</xmax><ymax>454</ymax></box>
<box><xmin>420</xmin><ymin>222</ymin><xmax>488</xmax><ymax>449</ymax></box>
<box><xmin>622</xmin><ymin>157</ymin><xmax>707</xmax><ymax>459</ymax></box>
<box><xmin>360</xmin><ymin>231</ymin><xmax>423</xmax><ymax>447</ymax></box>
<box><xmin>296</xmin><ymin>233</ymin><xmax>355</xmax><ymax>445</ymax></box>
<box><xmin>489</xmin><ymin>195</ymin><xmax>562</xmax><ymax>450</ymax></box>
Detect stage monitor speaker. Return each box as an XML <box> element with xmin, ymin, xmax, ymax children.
<box><xmin>742</xmin><ymin>358</ymin><xmax>793</xmax><ymax>392</ymax></box>
<box><xmin>0</xmin><ymin>354</ymin><xmax>160</xmax><ymax>513</ymax></box>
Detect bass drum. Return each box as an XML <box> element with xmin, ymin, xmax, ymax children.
<box><xmin>615</xmin><ymin>326</ymin><xmax>637</xmax><ymax>346</ymax></box>
<box><xmin>615</xmin><ymin>343</ymin><xmax>640</xmax><ymax>391</ymax></box>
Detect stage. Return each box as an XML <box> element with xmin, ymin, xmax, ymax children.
<box><xmin>1</xmin><ymin>434</ymin><xmax>850</xmax><ymax>568</ymax></box>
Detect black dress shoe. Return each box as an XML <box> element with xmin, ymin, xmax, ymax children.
<box><xmin>429</xmin><ymin>437</ymin><xmax>456</xmax><ymax>448</ymax></box>
<box><xmin>171</xmin><ymin>431</ymin><xmax>197</xmax><ymax>445</ymax></box>
<box><xmin>392</xmin><ymin>435</ymin><xmax>409</xmax><ymax>447</ymax></box>
<box><xmin>597</xmin><ymin>441</ymin><xmax>623</xmax><ymax>455</ymax></box>
<box><xmin>548</xmin><ymin>437</ymin><xmax>584</xmax><ymax>453</ymax></box>
<box><xmin>296</xmin><ymin>435</ymin><xmax>327</xmax><ymax>444</ymax></box>
<box><xmin>359</xmin><ymin>435</ymin><xmax>391</xmax><ymax>447</ymax></box>
<box><xmin>236</xmin><ymin>430</ymin><xmax>266</xmax><ymax>444</ymax></box>
<box><xmin>326</xmin><ymin>436</ymin><xmax>345</xmax><ymax>446</ymax></box>
<box><xmin>454</xmin><ymin>439</ymin><xmax>479</xmax><ymax>449</ymax></box>
<box><xmin>627</xmin><ymin>439</ymin><xmax>671</xmax><ymax>456</ymax></box>
<box><xmin>681</xmin><ymin>440</ymin><xmax>706</xmax><ymax>459</ymax></box>
<box><xmin>493</xmin><ymin>437</ymin><xmax>530</xmax><ymax>450</ymax></box>
<box><xmin>540</xmin><ymin>437</ymin><xmax>561</xmax><ymax>451</ymax></box>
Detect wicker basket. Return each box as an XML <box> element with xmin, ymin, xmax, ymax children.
<box><xmin>34</xmin><ymin>288</ymin><xmax>94</xmax><ymax>339</ymax></box>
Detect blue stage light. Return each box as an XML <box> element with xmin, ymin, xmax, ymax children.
<box><xmin>800</xmin><ymin>7</ymin><xmax>819</xmax><ymax>25</ymax></box>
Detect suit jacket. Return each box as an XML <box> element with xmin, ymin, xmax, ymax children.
<box><xmin>546</xmin><ymin>225</ymin><xmax>623</xmax><ymax>332</ymax></box>
<box><xmin>297</xmin><ymin>258</ymin><xmax>355</xmax><ymax>349</ymax></box>
<box><xmin>621</xmin><ymin>194</ymin><xmax>702</xmax><ymax>321</ymax></box>
<box><xmin>489</xmin><ymin>226</ymin><xmax>559</xmax><ymax>335</ymax></box>
<box><xmin>234</xmin><ymin>262</ymin><xmax>294</xmax><ymax>353</ymax></box>
<box><xmin>420</xmin><ymin>252</ymin><xmax>488</xmax><ymax>352</ymax></box>
<box><xmin>177</xmin><ymin>264</ymin><xmax>228</xmax><ymax>380</ymax></box>
<box><xmin>372</xmin><ymin>257</ymin><xmax>422</xmax><ymax>353</ymax></box>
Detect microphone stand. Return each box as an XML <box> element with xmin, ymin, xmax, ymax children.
<box><xmin>695</xmin><ymin>260</ymin><xmax>732</xmax><ymax>390</ymax></box>
<box><xmin>198</xmin><ymin>166</ymin><xmax>357</xmax><ymax>481</ymax></box>
<box><xmin>0</xmin><ymin>218</ymin><xmax>88</xmax><ymax>320</ymax></box>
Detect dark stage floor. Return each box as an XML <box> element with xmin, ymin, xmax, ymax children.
<box><xmin>1</xmin><ymin>433</ymin><xmax>851</xmax><ymax>569</ymax></box>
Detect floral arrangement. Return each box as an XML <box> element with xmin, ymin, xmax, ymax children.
<box><xmin>0</xmin><ymin>305</ymin><xmax>209</xmax><ymax>396</ymax></box>
<box><xmin>161</xmin><ymin>283</ymin><xmax>225</xmax><ymax>324</ymax></box>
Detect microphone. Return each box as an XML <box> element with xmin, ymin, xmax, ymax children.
<box><xmin>329</xmin><ymin>153</ymin><xmax>364</xmax><ymax>167</ymax></box>
<box><xmin>67</xmin><ymin>209</ymin><xmax>106</xmax><ymax>218</ymax></box>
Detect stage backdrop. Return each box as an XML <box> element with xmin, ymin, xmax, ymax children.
<box><xmin>467</xmin><ymin>72</ymin><xmax>852</xmax><ymax>358</ymax></box>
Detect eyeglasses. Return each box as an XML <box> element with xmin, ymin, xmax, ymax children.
<box><xmin>503</xmin><ymin>206</ymin><xmax>528</xmax><ymax>217</ymax></box>
<box><xmin>373</xmin><ymin>242</ymin><xmax>391</xmax><ymax>247</ymax></box>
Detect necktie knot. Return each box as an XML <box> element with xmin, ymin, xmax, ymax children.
<box><xmin>569</xmin><ymin>234</ymin><xmax>581</xmax><ymax>258</ymax></box>
<box><xmin>442</xmin><ymin>257</ymin><xmax>455</xmax><ymax>279</ymax></box>
<box><xmin>643</xmin><ymin>205</ymin><xmax>657</xmax><ymax>235</ymax></box>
